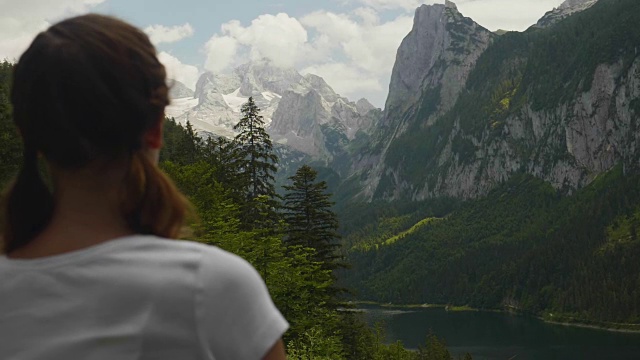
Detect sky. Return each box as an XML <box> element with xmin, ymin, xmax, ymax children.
<box><xmin>0</xmin><ymin>0</ymin><xmax>566</xmax><ymax>107</ymax></box>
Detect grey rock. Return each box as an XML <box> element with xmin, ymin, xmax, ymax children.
<box><xmin>168</xmin><ymin>79</ymin><xmax>194</xmax><ymax>99</ymax></box>
<box><xmin>532</xmin><ymin>0</ymin><xmax>598</xmax><ymax>29</ymax></box>
<box><xmin>166</xmin><ymin>59</ymin><xmax>380</xmax><ymax>161</ymax></box>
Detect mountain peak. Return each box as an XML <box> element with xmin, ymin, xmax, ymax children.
<box><xmin>167</xmin><ymin>61</ymin><xmax>378</xmax><ymax>159</ymax></box>
<box><xmin>559</xmin><ymin>0</ymin><xmax>597</xmax><ymax>9</ymax></box>
<box><xmin>384</xmin><ymin>1</ymin><xmax>493</xmax><ymax>119</ymax></box>
<box><xmin>168</xmin><ymin>79</ymin><xmax>194</xmax><ymax>100</ymax></box>
<box><xmin>356</xmin><ymin>98</ymin><xmax>376</xmax><ymax>115</ymax></box>
<box><xmin>533</xmin><ymin>0</ymin><xmax>598</xmax><ymax>28</ymax></box>
<box><xmin>444</xmin><ymin>0</ymin><xmax>457</xmax><ymax>10</ymax></box>
<box><xmin>233</xmin><ymin>60</ymin><xmax>303</xmax><ymax>97</ymax></box>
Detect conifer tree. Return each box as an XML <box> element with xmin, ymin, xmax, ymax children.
<box><xmin>232</xmin><ymin>97</ymin><xmax>279</xmax><ymax>228</ymax></box>
<box><xmin>202</xmin><ymin>136</ymin><xmax>241</xmax><ymax>191</ymax></box>
<box><xmin>0</xmin><ymin>61</ymin><xmax>21</xmax><ymax>185</ymax></box>
<box><xmin>282</xmin><ymin>165</ymin><xmax>342</xmax><ymax>270</ymax></box>
<box><xmin>160</xmin><ymin>118</ymin><xmax>202</xmax><ymax>165</ymax></box>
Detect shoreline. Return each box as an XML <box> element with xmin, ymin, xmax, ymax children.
<box><xmin>543</xmin><ymin>319</ymin><xmax>640</xmax><ymax>334</ymax></box>
<box><xmin>353</xmin><ymin>301</ymin><xmax>640</xmax><ymax>334</ymax></box>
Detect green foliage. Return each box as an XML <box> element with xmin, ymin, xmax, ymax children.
<box><xmin>233</xmin><ymin>96</ymin><xmax>279</xmax><ymax>228</ymax></box>
<box><xmin>0</xmin><ymin>60</ymin><xmax>21</xmax><ymax>186</ymax></box>
<box><xmin>417</xmin><ymin>334</ymin><xmax>453</xmax><ymax>360</ymax></box>
<box><xmin>283</xmin><ymin>165</ymin><xmax>342</xmax><ymax>269</ymax></box>
<box><xmin>287</xmin><ymin>325</ymin><xmax>346</xmax><ymax>360</ymax></box>
<box><xmin>339</xmin><ymin>198</ymin><xmax>459</xmax><ymax>252</ymax></box>
<box><xmin>630</xmin><ymin>99</ymin><xmax>640</xmax><ymax>115</ymax></box>
<box><xmin>522</xmin><ymin>0</ymin><xmax>640</xmax><ymax>111</ymax></box>
<box><xmin>158</xmin><ymin>114</ymin><xmax>444</xmax><ymax>358</ymax></box>
<box><xmin>160</xmin><ymin>118</ymin><xmax>203</xmax><ymax>165</ymax></box>
<box><xmin>378</xmin><ymin>0</ymin><xmax>640</xmax><ymax>200</ymax></box>
<box><xmin>381</xmin><ymin>217</ymin><xmax>442</xmax><ymax>248</ymax></box>
<box><xmin>344</xmin><ymin>167</ymin><xmax>640</xmax><ymax>326</ymax></box>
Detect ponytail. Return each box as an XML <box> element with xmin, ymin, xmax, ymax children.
<box><xmin>5</xmin><ymin>14</ymin><xmax>191</xmax><ymax>251</ymax></box>
<box><xmin>121</xmin><ymin>152</ymin><xmax>192</xmax><ymax>239</ymax></box>
<box><xmin>1</xmin><ymin>144</ymin><xmax>54</xmax><ymax>253</ymax></box>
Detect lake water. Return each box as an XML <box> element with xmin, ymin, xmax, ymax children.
<box><xmin>361</xmin><ymin>306</ymin><xmax>640</xmax><ymax>360</ymax></box>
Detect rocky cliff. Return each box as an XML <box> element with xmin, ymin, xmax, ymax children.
<box><xmin>533</xmin><ymin>0</ymin><xmax>598</xmax><ymax>29</ymax></box>
<box><xmin>167</xmin><ymin>60</ymin><xmax>380</xmax><ymax>162</ymax></box>
<box><xmin>350</xmin><ymin>0</ymin><xmax>639</xmax><ymax>202</ymax></box>
<box><xmin>168</xmin><ymin>79</ymin><xmax>194</xmax><ymax>99</ymax></box>
<box><xmin>352</xmin><ymin>1</ymin><xmax>495</xmax><ymax>199</ymax></box>
<box><xmin>383</xmin><ymin>1</ymin><xmax>493</xmax><ymax>124</ymax></box>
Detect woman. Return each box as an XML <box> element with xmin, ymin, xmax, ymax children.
<box><xmin>0</xmin><ymin>14</ymin><xmax>288</xmax><ymax>360</ymax></box>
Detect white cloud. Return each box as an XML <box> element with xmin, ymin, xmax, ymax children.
<box><xmin>203</xmin><ymin>10</ymin><xmax>412</xmax><ymax>107</ymax></box>
<box><xmin>158</xmin><ymin>52</ymin><xmax>199</xmax><ymax>91</ymax></box>
<box><xmin>0</xmin><ymin>0</ymin><xmax>106</xmax><ymax>60</ymax></box>
<box><xmin>204</xmin><ymin>13</ymin><xmax>308</xmax><ymax>72</ymax></box>
<box><xmin>349</xmin><ymin>0</ymin><xmax>566</xmax><ymax>31</ymax></box>
<box><xmin>144</xmin><ymin>23</ymin><xmax>194</xmax><ymax>45</ymax></box>
<box><xmin>204</xmin><ymin>35</ymin><xmax>239</xmax><ymax>73</ymax></box>
<box><xmin>350</xmin><ymin>0</ymin><xmax>565</xmax><ymax>31</ymax></box>
<box><xmin>355</xmin><ymin>0</ymin><xmax>430</xmax><ymax>11</ymax></box>
<box><xmin>200</xmin><ymin>0</ymin><xmax>565</xmax><ymax>106</ymax></box>
<box><xmin>456</xmin><ymin>0</ymin><xmax>564</xmax><ymax>31</ymax></box>
<box><xmin>302</xmin><ymin>62</ymin><xmax>382</xmax><ymax>96</ymax></box>
<box><xmin>300</xmin><ymin>10</ymin><xmax>413</xmax><ymax>105</ymax></box>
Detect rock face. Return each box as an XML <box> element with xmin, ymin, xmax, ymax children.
<box><xmin>168</xmin><ymin>79</ymin><xmax>194</xmax><ymax>99</ymax></box>
<box><xmin>355</xmin><ymin>2</ymin><xmax>495</xmax><ymax>199</ymax></box>
<box><xmin>269</xmin><ymin>73</ymin><xmax>378</xmax><ymax>158</ymax></box>
<box><xmin>167</xmin><ymin>60</ymin><xmax>380</xmax><ymax>160</ymax></box>
<box><xmin>533</xmin><ymin>0</ymin><xmax>598</xmax><ymax>28</ymax></box>
<box><xmin>351</xmin><ymin>0</ymin><xmax>640</xmax><ymax>202</ymax></box>
<box><xmin>383</xmin><ymin>2</ymin><xmax>494</xmax><ymax>126</ymax></box>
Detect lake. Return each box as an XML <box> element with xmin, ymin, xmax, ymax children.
<box><xmin>361</xmin><ymin>306</ymin><xmax>640</xmax><ymax>360</ymax></box>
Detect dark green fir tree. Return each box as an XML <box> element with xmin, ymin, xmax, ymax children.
<box><xmin>232</xmin><ymin>97</ymin><xmax>279</xmax><ymax>228</ymax></box>
<box><xmin>282</xmin><ymin>165</ymin><xmax>342</xmax><ymax>270</ymax></box>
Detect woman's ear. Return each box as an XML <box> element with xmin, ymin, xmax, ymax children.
<box><xmin>145</xmin><ymin>118</ymin><xmax>164</xmax><ymax>149</ymax></box>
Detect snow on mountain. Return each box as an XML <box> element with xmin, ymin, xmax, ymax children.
<box><xmin>166</xmin><ymin>59</ymin><xmax>379</xmax><ymax>159</ymax></box>
<box><xmin>166</xmin><ymin>97</ymin><xmax>198</xmax><ymax>119</ymax></box>
<box><xmin>168</xmin><ymin>79</ymin><xmax>194</xmax><ymax>100</ymax></box>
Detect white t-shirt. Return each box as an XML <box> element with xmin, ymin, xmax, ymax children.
<box><xmin>0</xmin><ymin>235</ymin><xmax>289</xmax><ymax>360</ymax></box>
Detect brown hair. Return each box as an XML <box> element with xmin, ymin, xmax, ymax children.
<box><xmin>3</xmin><ymin>14</ymin><xmax>191</xmax><ymax>253</ymax></box>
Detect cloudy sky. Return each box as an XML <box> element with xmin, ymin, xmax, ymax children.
<box><xmin>0</xmin><ymin>0</ymin><xmax>566</xmax><ymax>107</ymax></box>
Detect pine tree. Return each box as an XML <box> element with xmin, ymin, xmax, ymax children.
<box><xmin>0</xmin><ymin>61</ymin><xmax>21</xmax><ymax>185</ymax></box>
<box><xmin>160</xmin><ymin>118</ymin><xmax>202</xmax><ymax>165</ymax></box>
<box><xmin>202</xmin><ymin>136</ymin><xmax>241</xmax><ymax>191</ymax></box>
<box><xmin>232</xmin><ymin>97</ymin><xmax>279</xmax><ymax>228</ymax></box>
<box><xmin>282</xmin><ymin>165</ymin><xmax>342</xmax><ymax>270</ymax></box>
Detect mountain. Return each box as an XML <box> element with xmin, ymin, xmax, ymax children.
<box><xmin>346</xmin><ymin>0</ymin><xmax>639</xmax><ymax>202</ymax></box>
<box><xmin>383</xmin><ymin>1</ymin><xmax>493</xmax><ymax>122</ymax></box>
<box><xmin>168</xmin><ymin>79</ymin><xmax>194</xmax><ymax>99</ymax></box>
<box><xmin>533</xmin><ymin>0</ymin><xmax>598</xmax><ymax>28</ymax></box>
<box><xmin>166</xmin><ymin>60</ymin><xmax>380</xmax><ymax>162</ymax></box>
<box><xmin>338</xmin><ymin>0</ymin><xmax>640</xmax><ymax>328</ymax></box>
<box><xmin>347</xmin><ymin>1</ymin><xmax>495</xmax><ymax>200</ymax></box>
<box><xmin>269</xmin><ymin>73</ymin><xmax>378</xmax><ymax>159</ymax></box>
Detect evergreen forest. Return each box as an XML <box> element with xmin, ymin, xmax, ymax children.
<box><xmin>337</xmin><ymin>0</ymin><xmax>640</xmax><ymax>332</ymax></box>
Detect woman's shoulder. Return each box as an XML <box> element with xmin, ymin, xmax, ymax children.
<box><xmin>104</xmin><ymin>235</ymin><xmax>262</xmax><ymax>296</ymax></box>
<box><xmin>123</xmin><ymin>235</ymin><xmax>250</xmax><ymax>271</ymax></box>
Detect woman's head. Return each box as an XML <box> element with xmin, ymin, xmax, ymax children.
<box><xmin>3</xmin><ymin>14</ymin><xmax>190</xmax><ymax>253</ymax></box>
<box><xmin>12</xmin><ymin>14</ymin><xmax>167</xmax><ymax>167</ymax></box>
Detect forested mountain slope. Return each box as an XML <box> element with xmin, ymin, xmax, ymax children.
<box><xmin>339</xmin><ymin>0</ymin><xmax>640</xmax><ymax>328</ymax></box>
<box><xmin>342</xmin><ymin>167</ymin><xmax>640</xmax><ymax>327</ymax></box>
<box><xmin>350</xmin><ymin>0</ymin><xmax>640</xmax><ymax>202</ymax></box>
